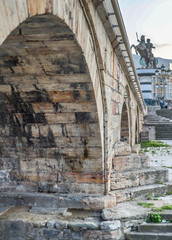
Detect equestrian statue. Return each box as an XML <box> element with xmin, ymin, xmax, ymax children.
<box><xmin>131</xmin><ymin>33</ymin><xmax>157</xmax><ymax>69</ymax></box>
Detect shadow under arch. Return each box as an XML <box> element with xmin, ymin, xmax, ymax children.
<box><xmin>135</xmin><ymin>106</ymin><xmax>140</xmax><ymax>144</ymax></box>
<box><xmin>120</xmin><ymin>101</ymin><xmax>129</xmax><ymax>143</ymax></box>
<box><xmin>0</xmin><ymin>14</ymin><xmax>104</xmax><ymax>194</ymax></box>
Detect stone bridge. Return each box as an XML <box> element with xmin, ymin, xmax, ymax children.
<box><xmin>0</xmin><ymin>0</ymin><xmax>145</xmax><ymax>196</ymax></box>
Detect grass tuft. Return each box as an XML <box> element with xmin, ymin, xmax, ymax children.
<box><xmin>141</xmin><ymin>141</ymin><xmax>169</xmax><ymax>148</ymax></box>
<box><xmin>137</xmin><ymin>202</ymin><xmax>154</xmax><ymax>208</ymax></box>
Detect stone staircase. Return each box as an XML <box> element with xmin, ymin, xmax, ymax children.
<box><xmin>157</xmin><ymin>109</ymin><xmax>172</xmax><ymax>120</ymax></box>
<box><xmin>155</xmin><ymin>124</ymin><xmax>172</xmax><ymax>140</ymax></box>
<box><xmin>144</xmin><ymin>114</ymin><xmax>172</xmax><ymax>125</ymax></box>
<box><xmin>126</xmin><ymin>210</ymin><xmax>172</xmax><ymax>240</ymax></box>
<box><xmin>110</xmin><ymin>152</ymin><xmax>172</xmax><ymax>203</ymax></box>
<box><xmin>143</xmin><ymin>112</ymin><xmax>172</xmax><ymax>140</ymax></box>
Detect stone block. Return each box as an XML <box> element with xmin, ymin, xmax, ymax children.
<box><xmin>63</xmin><ymin>171</ymin><xmax>104</xmax><ymax>184</ymax></box>
<box><xmin>68</xmin><ymin>221</ymin><xmax>99</xmax><ymax>230</ymax></box>
<box><xmin>44</xmin><ymin>113</ymin><xmax>75</xmax><ymax>124</ymax></box>
<box><xmin>114</xmin><ymin>142</ymin><xmax>131</xmax><ymax>156</ymax></box>
<box><xmin>100</xmin><ymin>220</ymin><xmax>121</xmax><ymax>231</ymax></box>
<box><xmin>45</xmin><ymin>220</ymin><xmax>57</xmax><ymax>229</ymax></box>
<box><xmin>54</xmin><ymin>221</ymin><xmax>68</xmax><ymax>230</ymax></box>
<box><xmin>0</xmin><ymin>220</ymin><xmax>32</xmax><ymax>239</ymax></box>
<box><xmin>81</xmin><ymin>229</ymin><xmax>123</xmax><ymax>240</ymax></box>
<box><xmin>42</xmin><ymin>228</ymin><xmax>63</xmax><ymax>239</ymax></box>
<box><xmin>132</xmin><ymin>144</ymin><xmax>141</xmax><ymax>154</ymax></box>
<box><xmin>113</xmin><ymin>154</ymin><xmax>150</xmax><ymax>171</ymax></box>
<box><xmin>82</xmin><ymin>195</ymin><xmax>116</xmax><ymax>210</ymax></box>
<box><xmin>110</xmin><ymin>168</ymin><xmax>168</xmax><ymax>190</ymax></box>
<box><xmin>0</xmin><ymin>170</ymin><xmax>10</xmax><ymax>182</ymax></box>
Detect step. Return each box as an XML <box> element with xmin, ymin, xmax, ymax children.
<box><xmin>113</xmin><ymin>154</ymin><xmax>150</xmax><ymax>172</ymax></box>
<box><xmin>160</xmin><ymin>210</ymin><xmax>172</xmax><ymax>221</ymax></box>
<box><xmin>0</xmin><ymin>192</ymin><xmax>116</xmax><ymax>210</ymax></box>
<box><xmin>110</xmin><ymin>183</ymin><xmax>172</xmax><ymax>203</ymax></box>
<box><xmin>156</xmin><ymin>132</ymin><xmax>172</xmax><ymax>136</ymax></box>
<box><xmin>126</xmin><ymin>232</ymin><xmax>172</xmax><ymax>240</ymax></box>
<box><xmin>156</xmin><ymin>134</ymin><xmax>172</xmax><ymax>137</ymax></box>
<box><xmin>144</xmin><ymin>123</ymin><xmax>172</xmax><ymax>126</ymax></box>
<box><xmin>156</xmin><ymin>137</ymin><xmax>172</xmax><ymax>140</ymax></box>
<box><xmin>155</xmin><ymin>126</ymin><xmax>172</xmax><ymax>129</ymax></box>
<box><xmin>0</xmin><ymin>207</ymin><xmax>11</xmax><ymax>216</ymax></box>
<box><xmin>110</xmin><ymin>168</ymin><xmax>168</xmax><ymax>191</ymax></box>
<box><xmin>139</xmin><ymin>223</ymin><xmax>172</xmax><ymax>233</ymax></box>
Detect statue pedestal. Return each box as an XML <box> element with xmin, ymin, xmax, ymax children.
<box><xmin>136</xmin><ymin>68</ymin><xmax>156</xmax><ymax>106</ymax></box>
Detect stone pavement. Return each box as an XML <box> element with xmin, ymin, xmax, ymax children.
<box><xmin>146</xmin><ymin>140</ymin><xmax>172</xmax><ymax>181</ymax></box>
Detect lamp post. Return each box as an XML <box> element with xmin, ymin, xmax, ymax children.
<box><xmin>155</xmin><ymin>65</ymin><xmax>171</xmax><ymax>104</ymax></box>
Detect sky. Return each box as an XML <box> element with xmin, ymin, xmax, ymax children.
<box><xmin>118</xmin><ymin>0</ymin><xmax>172</xmax><ymax>60</ymax></box>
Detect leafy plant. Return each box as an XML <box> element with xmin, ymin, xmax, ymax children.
<box><xmin>151</xmin><ymin>213</ymin><xmax>161</xmax><ymax>223</ymax></box>
<box><xmin>166</xmin><ymin>191</ymin><xmax>172</xmax><ymax>195</ymax></box>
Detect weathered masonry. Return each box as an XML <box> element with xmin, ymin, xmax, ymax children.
<box><xmin>0</xmin><ymin>0</ymin><xmax>145</xmax><ymax>196</ymax></box>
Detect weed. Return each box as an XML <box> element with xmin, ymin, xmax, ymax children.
<box><xmin>144</xmin><ymin>149</ymin><xmax>149</xmax><ymax>152</ymax></box>
<box><xmin>152</xmin><ymin>205</ymin><xmax>172</xmax><ymax>211</ymax></box>
<box><xmin>146</xmin><ymin>192</ymin><xmax>152</xmax><ymax>200</ymax></box>
<box><xmin>166</xmin><ymin>192</ymin><xmax>172</xmax><ymax>195</ymax></box>
<box><xmin>137</xmin><ymin>202</ymin><xmax>154</xmax><ymax>208</ymax></box>
<box><xmin>141</xmin><ymin>141</ymin><xmax>169</xmax><ymax>148</ymax></box>
<box><xmin>161</xmin><ymin>205</ymin><xmax>172</xmax><ymax>210</ymax></box>
<box><xmin>156</xmin><ymin>181</ymin><xmax>164</xmax><ymax>185</ymax></box>
<box><xmin>139</xmin><ymin>150</ymin><xmax>144</xmax><ymax>154</ymax></box>
<box><xmin>151</xmin><ymin>150</ymin><xmax>156</xmax><ymax>154</ymax></box>
<box><xmin>152</xmin><ymin>208</ymin><xmax>163</xmax><ymax>212</ymax></box>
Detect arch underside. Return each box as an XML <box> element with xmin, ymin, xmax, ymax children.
<box><xmin>0</xmin><ymin>14</ymin><xmax>103</xmax><ymax>194</ymax></box>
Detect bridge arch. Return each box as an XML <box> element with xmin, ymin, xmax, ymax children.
<box><xmin>0</xmin><ymin>8</ymin><xmax>106</xmax><ymax>194</ymax></box>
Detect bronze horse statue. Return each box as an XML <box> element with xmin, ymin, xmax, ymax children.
<box><xmin>131</xmin><ymin>35</ymin><xmax>156</xmax><ymax>69</ymax></box>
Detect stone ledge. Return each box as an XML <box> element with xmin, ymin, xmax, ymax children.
<box><xmin>0</xmin><ymin>192</ymin><xmax>116</xmax><ymax>210</ymax></box>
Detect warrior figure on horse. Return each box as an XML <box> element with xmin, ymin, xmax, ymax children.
<box><xmin>131</xmin><ymin>34</ymin><xmax>157</xmax><ymax>69</ymax></box>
